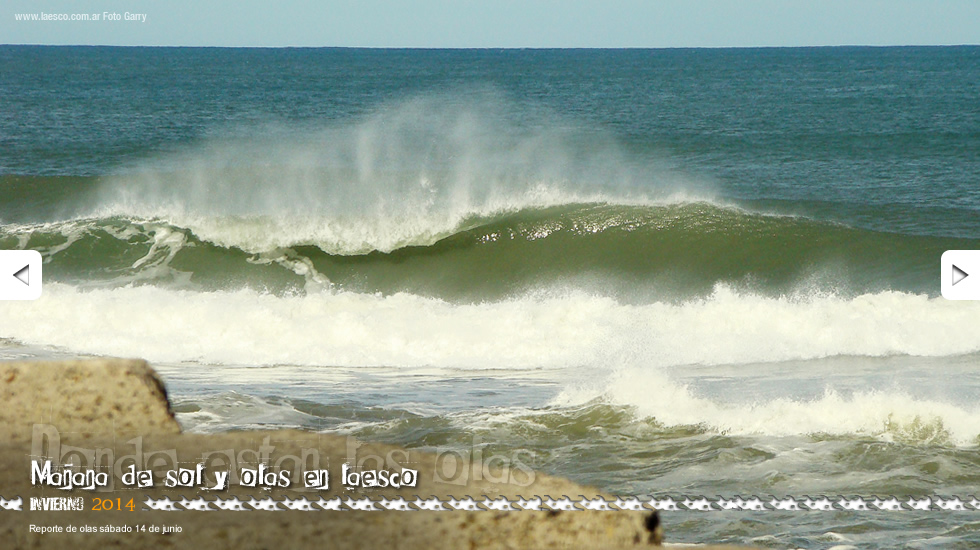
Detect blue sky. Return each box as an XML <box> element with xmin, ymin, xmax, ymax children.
<box><xmin>4</xmin><ymin>0</ymin><xmax>979</xmax><ymax>48</ymax></box>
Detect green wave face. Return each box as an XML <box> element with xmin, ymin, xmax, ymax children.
<box><xmin>1</xmin><ymin>201</ymin><xmax>968</xmax><ymax>302</ymax></box>
<box><xmin>312</xmin><ymin>202</ymin><xmax>960</xmax><ymax>301</ymax></box>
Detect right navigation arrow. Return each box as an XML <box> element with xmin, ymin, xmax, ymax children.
<box><xmin>952</xmin><ymin>264</ymin><xmax>969</xmax><ymax>286</ymax></box>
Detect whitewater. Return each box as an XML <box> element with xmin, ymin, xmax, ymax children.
<box><xmin>4</xmin><ymin>45</ymin><xmax>980</xmax><ymax>548</ymax></box>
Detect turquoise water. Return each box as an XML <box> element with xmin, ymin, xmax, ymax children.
<box><xmin>2</xmin><ymin>46</ymin><xmax>980</xmax><ymax>548</ymax></box>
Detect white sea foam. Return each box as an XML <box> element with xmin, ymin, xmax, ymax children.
<box><xmin>553</xmin><ymin>370</ymin><xmax>980</xmax><ymax>444</ymax></box>
<box><xmin>88</xmin><ymin>93</ymin><xmax>710</xmax><ymax>254</ymax></box>
<box><xmin>1</xmin><ymin>283</ymin><xmax>976</xmax><ymax>369</ymax></box>
<box><xmin>3</xmin><ymin>282</ymin><xmax>979</xmax><ymax>441</ymax></box>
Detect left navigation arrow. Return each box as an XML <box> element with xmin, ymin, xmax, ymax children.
<box><xmin>13</xmin><ymin>265</ymin><xmax>29</xmax><ymax>286</ymax></box>
<box><xmin>0</xmin><ymin>250</ymin><xmax>42</xmax><ymax>300</ymax></box>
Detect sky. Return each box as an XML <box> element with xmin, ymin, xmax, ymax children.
<box><xmin>3</xmin><ymin>0</ymin><xmax>980</xmax><ymax>48</ymax></box>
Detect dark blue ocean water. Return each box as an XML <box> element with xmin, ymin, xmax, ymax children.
<box><xmin>3</xmin><ymin>47</ymin><xmax>980</xmax><ymax>235</ymax></box>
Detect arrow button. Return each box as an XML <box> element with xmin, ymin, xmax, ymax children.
<box><xmin>13</xmin><ymin>265</ymin><xmax>29</xmax><ymax>286</ymax></box>
<box><xmin>0</xmin><ymin>250</ymin><xmax>42</xmax><ymax>300</ymax></box>
<box><xmin>951</xmin><ymin>264</ymin><xmax>969</xmax><ymax>286</ymax></box>
<box><xmin>942</xmin><ymin>251</ymin><xmax>980</xmax><ymax>300</ymax></box>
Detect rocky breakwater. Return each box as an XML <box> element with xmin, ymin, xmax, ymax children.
<box><xmin>0</xmin><ymin>358</ymin><xmax>684</xmax><ymax>549</ymax></box>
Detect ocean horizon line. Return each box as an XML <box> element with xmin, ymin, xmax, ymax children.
<box><xmin>3</xmin><ymin>43</ymin><xmax>979</xmax><ymax>51</ymax></box>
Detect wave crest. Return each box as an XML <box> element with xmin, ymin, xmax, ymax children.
<box><xmin>1</xmin><ymin>200</ymin><xmax>968</xmax><ymax>299</ymax></box>
<box><xmin>90</xmin><ymin>93</ymin><xmax>707</xmax><ymax>254</ymax></box>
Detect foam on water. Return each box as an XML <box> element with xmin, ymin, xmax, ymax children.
<box><xmin>88</xmin><ymin>93</ymin><xmax>710</xmax><ymax>254</ymax></box>
<box><xmin>1</xmin><ymin>283</ymin><xmax>976</xmax><ymax>369</ymax></box>
<box><xmin>555</xmin><ymin>370</ymin><xmax>980</xmax><ymax>445</ymax></box>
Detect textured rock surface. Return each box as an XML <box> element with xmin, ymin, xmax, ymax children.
<box><xmin>0</xmin><ymin>428</ymin><xmax>661</xmax><ymax>548</ymax></box>
<box><xmin>0</xmin><ymin>358</ymin><xmax>179</xmax><ymax>441</ymax></box>
<box><xmin>0</xmin><ymin>358</ymin><xmax>759</xmax><ymax>549</ymax></box>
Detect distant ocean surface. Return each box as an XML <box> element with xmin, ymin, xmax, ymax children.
<box><xmin>2</xmin><ymin>46</ymin><xmax>980</xmax><ymax>547</ymax></box>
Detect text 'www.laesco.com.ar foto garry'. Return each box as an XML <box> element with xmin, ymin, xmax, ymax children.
<box><xmin>14</xmin><ymin>11</ymin><xmax>146</xmax><ymax>22</ymax></box>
